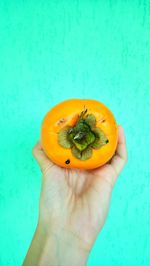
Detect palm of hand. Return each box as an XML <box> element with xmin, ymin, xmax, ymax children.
<box><xmin>33</xmin><ymin>126</ymin><xmax>127</xmax><ymax>251</ymax></box>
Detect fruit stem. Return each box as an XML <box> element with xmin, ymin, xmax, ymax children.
<box><xmin>68</xmin><ymin>111</ymin><xmax>95</xmax><ymax>151</ymax></box>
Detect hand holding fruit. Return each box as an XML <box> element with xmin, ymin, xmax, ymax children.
<box><xmin>28</xmin><ymin>126</ymin><xmax>127</xmax><ymax>266</ymax></box>
<box><xmin>32</xmin><ymin>125</ymin><xmax>127</xmax><ymax>241</ymax></box>
<box><xmin>23</xmin><ymin>99</ymin><xmax>128</xmax><ymax>266</ymax></box>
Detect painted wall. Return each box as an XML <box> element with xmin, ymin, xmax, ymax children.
<box><xmin>0</xmin><ymin>1</ymin><xmax>150</xmax><ymax>265</ymax></box>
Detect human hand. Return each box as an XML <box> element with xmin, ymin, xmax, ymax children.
<box><xmin>32</xmin><ymin>125</ymin><xmax>127</xmax><ymax>254</ymax></box>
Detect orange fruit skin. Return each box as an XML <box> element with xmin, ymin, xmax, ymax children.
<box><xmin>40</xmin><ymin>98</ymin><xmax>118</xmax><ymax>170</ymax></box>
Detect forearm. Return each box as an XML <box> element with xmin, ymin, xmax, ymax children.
<box><xmin>23</xmin><ymin>222</ymin><xmax>48</xmax><ymax>266</ymax></box>
<box><xmin>23</xmin><ymin>221</ymin><xmax>90</xmax><ymax>266</ymax></box>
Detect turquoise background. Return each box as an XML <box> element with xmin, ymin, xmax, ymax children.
<box><xmin>0</xmin><ymin>1</ymin><xmax>150</xmax><ymax>265</ymax></box>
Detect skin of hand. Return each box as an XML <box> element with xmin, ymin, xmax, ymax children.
<box><xmin>24</xmin><ymin>125</ymin><xmax>127</xmax><ymax>266</ymax></box>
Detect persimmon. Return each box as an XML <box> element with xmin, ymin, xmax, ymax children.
<box><xmin>40</xmin><ymin>98</ymin><xmax>118</xmax><ymax>170</ymax></box>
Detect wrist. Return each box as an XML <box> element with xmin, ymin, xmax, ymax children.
<box><xmin>37</xmin><ymin>219</ymin><xmax>90</xmax><ymax>266</ymax></box>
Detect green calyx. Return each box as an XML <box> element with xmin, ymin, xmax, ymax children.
<box><xmin>58</xmin><ymin>109</ymin><xmax>109</xmax><ymax>160</ymax></box>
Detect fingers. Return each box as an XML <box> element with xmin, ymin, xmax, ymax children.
<box><xmin>32</xmin><ymin>140</ymin><xmax>54</xmax><ymax>173</ymax></box>
<box><xmin>110</xmin><ymin>125</ymin><xmax>128</xmax><ymax>176</ymax></box>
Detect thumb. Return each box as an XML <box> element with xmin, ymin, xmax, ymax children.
<box><xmin>32</xmin><ymin>140</ymin><xmax>54</xmax><ymax>173</ymax></box>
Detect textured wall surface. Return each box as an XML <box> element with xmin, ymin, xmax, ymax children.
<box><xmin>0</xmin><ymin>1</ymin><xmax>150</xmax><ymax>265</ymax></box>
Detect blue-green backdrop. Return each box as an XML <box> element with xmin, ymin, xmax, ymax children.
<box><xmin>0</xmin><ymin>1</ymin><xmax>150</xmax><ymax>265</ymax></box>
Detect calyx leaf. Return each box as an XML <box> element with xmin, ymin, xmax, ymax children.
<box><xmin>71</xmin><ymin>146</ymin><xmax>93</xmax><ymax>160</ymax></box>
<box><xmin>91</xmin><ymin>128</ymin><xmax>108</xmax><ymax>149</ymax></box>
<box><xmin>84</xmin><ymin>114</ymin><xmax>96</xmax><ymax>127</ymax></box>
<box><xmin>58</xmin><ymin>126</ymin><xmax>73</xmax><ymax>148</ymax></box>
